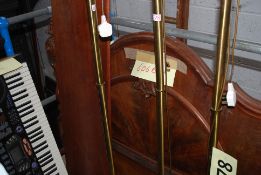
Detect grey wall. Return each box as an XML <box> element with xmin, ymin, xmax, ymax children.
<box><xmin>111</xmin><ymin>0</ymin><xmax>261</xmax><ymax>100</ymax></box>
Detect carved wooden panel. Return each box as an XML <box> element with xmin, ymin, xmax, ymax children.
<box><xmin>110</xmin><ymin>32</ymin><xmax>261</xmax><ymax>175</ymax></box>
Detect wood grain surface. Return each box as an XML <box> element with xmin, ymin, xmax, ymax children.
<box><xmin>52</xmin><ymin>0</ymin><xmax>111</xmax><ymax>174</ymax></box>
<box><xmin>110</xmin><ymin>32</ymin><xmax>261</xmax><ymax>175</ymax></box>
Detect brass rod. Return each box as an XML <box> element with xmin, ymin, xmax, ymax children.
<box><xmin>165</xmin><ymin>16</ymin><xmax>176</xmax><ymax>24</ymax></box>
<box><xmin>152</xmin><ymin>0</ymin><xmax>166</xmax><ymax>175</ymax></box>
<box><xmin>86</xmin><ymin>1</ymin><xmax>115</xmax><ymax>175</ymax></box>
<box><xmin>208</xmin><ymin>0</ymin><xmax>232</xmax><ymax>173</ymax></box>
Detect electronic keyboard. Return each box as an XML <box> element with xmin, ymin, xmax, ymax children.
<box><xmin>0</xmin><ymin>63</ymin><xmax>68</xmax><ymax>175</ymax></box>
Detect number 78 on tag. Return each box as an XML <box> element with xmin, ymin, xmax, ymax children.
<box><xmin>210</xmin><ymin>148</ymin><xmax>237</xmax><ymax>175</ymax></box>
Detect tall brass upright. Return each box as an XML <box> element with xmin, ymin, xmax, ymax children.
<box><xmin>152</xmin><ymin>0</ymin><xmax>166</xmax><ymax>174</ymax></box>
<box><xmin>208</xmin><ymin>0</ymin><xmax>232</xmax><ymax>173</ymax></box>
<box><xmin>86</xmin><ymin>1</ymin><xmax>115</xmax><ymax>175</ymax></box>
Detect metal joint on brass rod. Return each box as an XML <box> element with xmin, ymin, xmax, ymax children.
<box><xmin>96</xmin><ymin>82</ymin><xmax>106</xmax><ymax>86</ymax></box>
<box><xmin>155</xmin><ymin>88</ymin><xmax>165</xmax><ymax>93</ymax></box>
<box><xmin>210</xmin><ymin>107</ymin><xmax>223</xmax><ymax>112</ymax></box>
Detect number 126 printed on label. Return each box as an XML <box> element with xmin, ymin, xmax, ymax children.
<box><xmin>210</xmin><ymin>148</ymin><xmax>237</xmax><ymax>175</ymax></box>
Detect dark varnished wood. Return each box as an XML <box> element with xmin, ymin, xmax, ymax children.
<box><xmin>110</xmin><ymin>32</ymin><xmax>261</xmax><ymax>175</ymax></box>
<box><xmin>112</xmin><ymin>139</ymin><xmax>187</xmax><ymax>175</ymax></box>
<box><xmin>52</xmin><ymin>0</ymin><xmax>111</xmax><ymax>174</ymax></box>
<box><xmin>176</xmin><ymin>0</ymin><xmax>190</xmax><ymax>43</ymax></box>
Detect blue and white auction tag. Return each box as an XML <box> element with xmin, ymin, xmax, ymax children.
<box><xmin>210</xmin><ymin>148</ymin><xmax>237</xmax><ymax>175</ymax></box>
<box><xmin>153</xmin><ymin>14</ymin><xmax>162</xmax><ymax>21</ymax></box>
<box><xmin>91</xmin><ymin>4</ymin><xmax>96</xmax><ymax>11</ymax></box>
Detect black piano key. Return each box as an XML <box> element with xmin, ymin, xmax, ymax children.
<box><xmin>38</xmin><ymin>151</ymin><xmax>51</xmax><ymax>161</ymax></box>
<box><xmin>24</xmin><ymin>120</ymin><xmax>39</xmax><ymax>129</ymax></box>
<box><xmin>20</xmin><ymin>109</ymin><xmax>34</xmax><ymax>118</ymax></box>
<box><xmin>34</xmin><ymin>143</ymin><xmax>49</xmax><ymax>155</ymax></box>
<box><xmin>41</xmin><ymin>157</ymin><xmax>53</xmax><ymax>167</ymax></box>
<box><xmin>45</xmin><ymin>166</ymin><xmax>57</xmax><ymax>175</ymax></box>
<box><xmin>17</xmin><ymin>104</ymin><xmax>33</xmax><ymax>113</ymax></box>
<box><xmin>22</xmin><ymin>115</ymin><xmax>37</xmax><ymax>125</ymax></box>
<box><xmin>4</xmin><ymin>72</ymin><xmax>21</xmax><ymax>81</ymax></box>
<box><xmin>43</xmin><ymin>163</ymin><xmax>56</xmax><ymax>173</ymax></box>
<box><xmin>39</xmin><ymin>153</ymin><xmax>52</xmax><ymax>164</ymax></box>
<box><xmin>11</xmin><ymin>88</ymin><xmax>27</xmax><ymax>97</ymax></box>
<box><xmin>27</xmin><ymin>126</ymin><xmax>41</xmax><ymax>136</ymax></box>
<box><xmin>38</xmin><ymin>150</ymin><xmax>51</xmax><ymax>160</ymax></box>
<box><xmin>6</xmin><ymin>77</ymin><xmax>22</xmax><ymax>86</ymax></box>
<box><xmin>30</xmin><ymin>133</ymin><xmax>44</xmax><ymax>143</ymax></box>
<box><xmin>33</xmin><ymin>140</ymin><xmax>47</xmax><ymax>152</ymax></box>
<box><xmin>28</xmin><ymin>130</ymin><xmax>43</xmax><ymax>140</ymax></box>
<box><xmin>13</xmin><ymin>93</ymin><xmax>29</xmax><ymax>102</ymax></box>
<box><xmin>16</xmin><ymin>100</ymin><xmax>31</xmax><ymax>109</ymax></box>
<box><xmin>8</xmin><ymin>82</ymin><xmax>24</xmax><ymax>90</ymax></box>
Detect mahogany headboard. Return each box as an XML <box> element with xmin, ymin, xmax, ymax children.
<box><xmin>110</xmin><ymin>32</ymin><xmax>261</xmax><ymax>175</ymax></box>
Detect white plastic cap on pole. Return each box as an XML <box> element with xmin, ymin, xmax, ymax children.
<box><xmin>98</xmin><ymin>15</ymin><xmax>112</xmax><ymax>38</ymax></box>
<box><xmin>226</xmin><ymin>83</ymin><xmax>237</xmax><ymax>107</ymax></box>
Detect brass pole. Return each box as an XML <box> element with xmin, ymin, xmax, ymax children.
<box><xmin>86</xmin><ymin>1</ymin><xmax>115</xmax><ymax>175</ymax></box>
<box><xmin>152</xmin><ymin>0</ymin><xmax>165</xmax><ymax>174</ymax></box>
<box><xmin>208</xmin><ymin>0</ymin><xmax>232</xmax><ymax>173</ymax></box>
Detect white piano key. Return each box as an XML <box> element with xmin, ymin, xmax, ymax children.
<box><xmin>20</xmin><ymin>109</ymin><xmax>45</xmax><ymax>122</ymax></box>
<box><xmin>43</xmin><ymin>163</ymin><xmax>57</xmax><ymax>175</ymax></box>
<box><xmin>17</xmin><ymin>100</ymin><xmax>43</xmax><ymax>117</ymax></box>
<box><xmin>14</xmin><ymin>92</ymin><xmax>39</xmax><ymax>108</ymax></box>
<box><xmin>5</xmin><ymin>72</ymin><xmax>32</xmax><ymax>85</ymax></box>
<box><xmin>9</xmin><ymin>81</ymin><xmax>34</xmax><ymax>93</ymax></box>
<box><xmin>36</xmin><ymin>148</ymin><xmax>50</xmax><ymax>159</ymax></box>
<box><xmin>20</xmin><ymin>110</ymin><xmax>48</xmax><ymax>127</ymax></box>
<box><xmin>7</xmin><ymin>79</ymin><xmax>32</xmax><ymax>92</ymax></box>
<box><xmin>17</xmin><ymin>102</ymin><xmax>35</xmax><ymax>113</ymax></box>
<box><xmin>31</xmin><ymin>127</ymin><xmax>52</xmax><ymax>147</ymax></box>
<box><xmin>30</xmin><ymin>125</ymin><xmax>52</xmax><ymax>140</ymax></box>
<box><xmin>7</xmin><ymin>73</ymin><xmax>33</xmax><ymax>88</ymax></box>
<box><xmin>11</xmin><ymin>86</ymin><xmax>37</xmax><ymax>101</ymax></box>
<box><xmin>5</xmin><ymin>71</ymin><xmax>31</xmax><ymax>84</ymax></box>
<box><xmin>3</xmin><ymin>66</ymin><xmax>28</xmax><ymax>79</ymax></box>
<box><xmin>8</xmin><ymin>82</ymin><xmax>34</xmax><ymax>96</ymax></box>
<box><xmin>24</xmin><ymin>120</ymin><xmax>49</xmax><ymax>134</ymax></box>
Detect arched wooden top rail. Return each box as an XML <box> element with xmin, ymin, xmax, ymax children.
<box><xmin>111</xmin><ymin>32</ymin><xmax>213</xmax><ymax>85</ymax></box>
<box><xmin>110</xmin><ymin>32</ymin><xmax>261</xmax><ymax>175</ymax></box>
